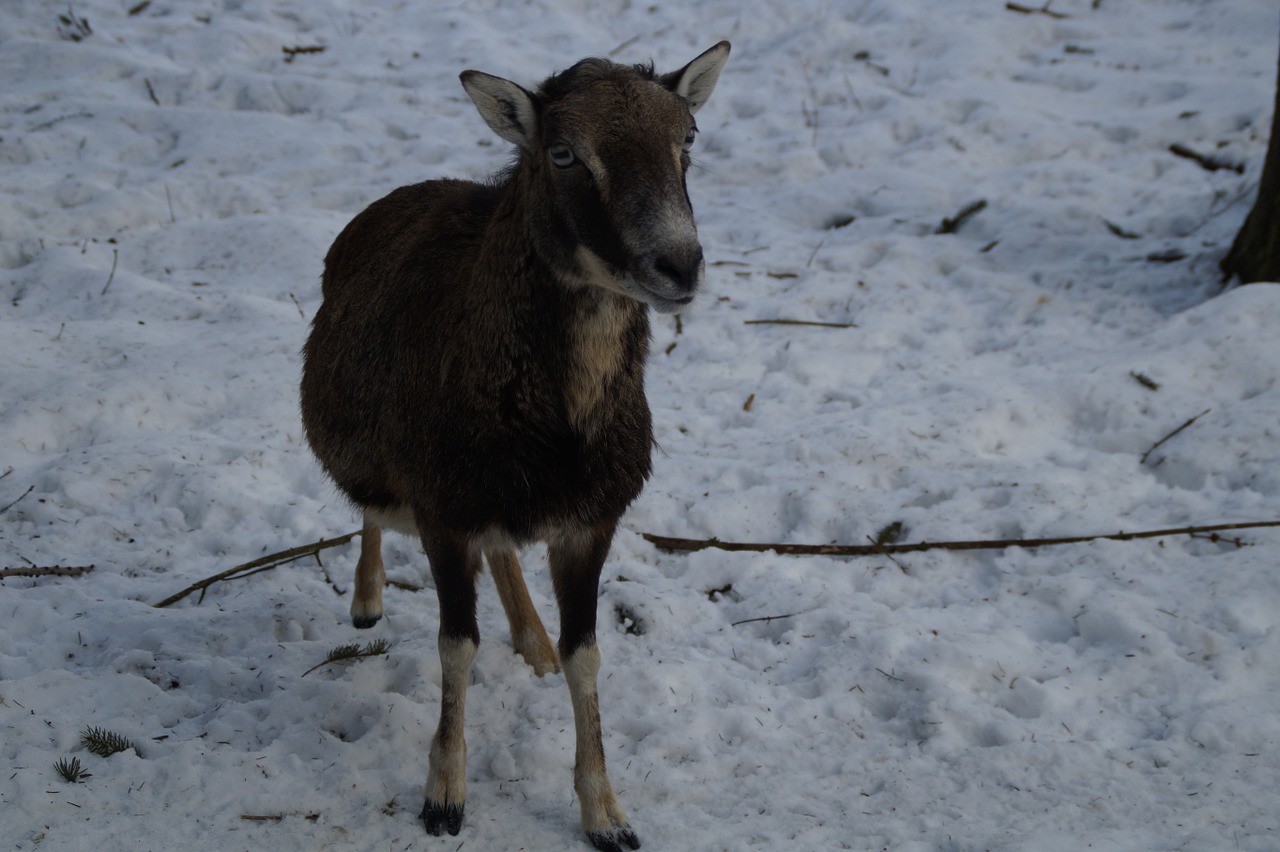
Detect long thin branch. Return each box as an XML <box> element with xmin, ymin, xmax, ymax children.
<box><xmin>642</xmin><ymin>519</ymin><xmax>1280</xmax><ymax>558</ymax></box>
<box><xmin>153</xmin><ymin>531</ymin><xmax>360</xmax><ymax>608</ymax></box>
<box><xmin>744</xmin><ymin>319</ymin><xmax>855</xmax><ymax>329</ymax></box>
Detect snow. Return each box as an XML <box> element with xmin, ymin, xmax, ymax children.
<box><xmin>2</xmin><ymin>0</ymin><xmax>1278</xmax><ymax>849</ymax></box>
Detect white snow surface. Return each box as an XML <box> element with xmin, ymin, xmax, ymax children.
<box><xmin>3</xmin><ymin>1</ymin><xmax>1279</xmax><ymax>849</ymax></box>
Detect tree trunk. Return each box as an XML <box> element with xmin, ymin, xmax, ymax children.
<box><xmin>1221</xmin><ymin>32</ymin><xmax>1280</xmax><ymax>283</ymax></box>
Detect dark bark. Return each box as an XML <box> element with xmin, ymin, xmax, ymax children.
<box><xmin>1221</xmin><ymin>31</ymin><xmax>1280</xmax><ymax>283</ymax></box>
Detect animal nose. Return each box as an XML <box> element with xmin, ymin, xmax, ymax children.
<box><xmin>652</xmin><ymin>246</ymin><xmax>704</xmax><ymax>294</ymax></box>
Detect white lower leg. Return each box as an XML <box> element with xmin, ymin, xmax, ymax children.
<box><xmin>563</xmin><ymin>644</ymin><xmax>633</xmax><ymax>843</ymax></box>
<box><xmin>423</xmin><ymin>634</ymin><xmax>477</xmax><ymax>835</ymax></box>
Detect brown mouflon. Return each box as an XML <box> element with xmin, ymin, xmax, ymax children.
<box><xmin>300</xmin><ymin>42</ymin><xmax>729</xmax><ymax>851</ymax></box>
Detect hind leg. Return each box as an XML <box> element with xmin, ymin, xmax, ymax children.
<box><xmin>487</xmin><ymin>548</ymin><xmax>560</xmax><ymax>676</ymax></box>
<box><xmin>351</xmin><ymin>515</ymin><xmax>385</xmax><ymax>629</ymax></box>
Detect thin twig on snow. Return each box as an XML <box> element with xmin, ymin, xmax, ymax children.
<box><xmin>1140</xmin><ymin>408</ymin><xmax>1211</xmax><ymax>465</ymax></box>
<box><xmin>153</xmin><ymin>531</ymin><xmax>360</xmax><ymax>608</ymax></box>
<box><xmin>642</xmin><ymin>519</ymin><xmax>1280</xmax><ymax>558</ymax></box>
<box><xmin>0</xmin><ymin>564</ymin><xmax>95</xmax><ymax>580</ymax></box>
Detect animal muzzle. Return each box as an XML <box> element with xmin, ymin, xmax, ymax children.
<box><xmin>635</xmin><ymin>243</ymin><xmax>703</xmax><ymax>312</ymax></box>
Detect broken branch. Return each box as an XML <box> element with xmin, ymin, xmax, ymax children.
<box><xmin>1005</xmin><ymin>2</ymin><xmax>1069</xmax><ymax>18</ymax></box>
<box><xmin>282</xmin><ymin>45</ymin><xmax>326</xmax><ymax>63</ymax></box>
<box><xmin>153</xmin><ymin>531</ymin><xmax>360</xmax><ymax>608</ymax></box>
<box><xmin>1</xmin><ymin>564</ymin><xmax>95</xmax><ymax>580</ymax></box>
<box><xmin>1168</xmin><ymin>144</ymin><xmax>1243</xmax><ymax>175</ymax></box>
<box><xmin>936</xmin><ymin>199</ymin><xmax>987</xmax><ymax>234</ymax></box>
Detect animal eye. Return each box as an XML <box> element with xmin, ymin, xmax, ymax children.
<box><xmin>682</xmin><ymin>129</ymin><xmax>697</xmax><ymax>152</ymax></box>
<box><xmin>548</xmin><ymin>144</ymin><xmax>576</xmax><ymax>168</ymax></box>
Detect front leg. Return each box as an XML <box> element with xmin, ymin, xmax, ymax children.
<box><xmin>550</xmin><ymin>523</ymin><xmax>641</xmax><ymax>852</ymax></box>
<box><xmin>563</xmin><ymin>644</ymin><xmax>640</xmax><ymax>852</ymax></box>
<box><xmin>418</xmin><ymin>527</ymin><xmax>481</xmax><ymax>837</ymax></box>
<box><xmin>422</xmin><ymin>633</ymin><xmax>477</xmax><ymax>835</ymax></box>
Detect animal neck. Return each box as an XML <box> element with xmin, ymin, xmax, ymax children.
<box><xmin>487</xmin><ymin>161</ymin><xmax>649</xmax><ymax>437</ymax></box>
<box><xmin>563</xmin><ymin>287</ymin><xmax>646</xmax><ymax>438</ymax></box>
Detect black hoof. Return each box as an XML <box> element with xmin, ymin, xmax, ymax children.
<box><xmin>420</xmin><ymin>799</ymin><xmax>464</xmax><ymax>836</ymax></box>
<box><xmin>587</xmin><ymin>827</ymin><xmax>641</xmax><ymax>852</ymax></box>
<box><xmin>351</xmin><ymin>613</ymin><xmax>381</xmax><ymax>629</ymax></box>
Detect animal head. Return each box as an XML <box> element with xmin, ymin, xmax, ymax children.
<box><xmin>460</xmin><ymin>41</ymin><xmax>730</xmax><ymax>313</ymax></box>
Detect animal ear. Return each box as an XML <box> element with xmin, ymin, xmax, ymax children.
<box><xmin>460</xmin><ymin>71</ymin><xmax>539</xmax><ymax>150</ymax></box>
<box><xmin>661</xmin><ymin>41</ymin><xmax>731</xmax><ymax>115</ymax></box>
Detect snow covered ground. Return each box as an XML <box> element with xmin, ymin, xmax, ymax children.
<box><xmin>3</xmin><ymin>0</ymin><xmax>1279</xmax><ymax>849</ymax></box>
